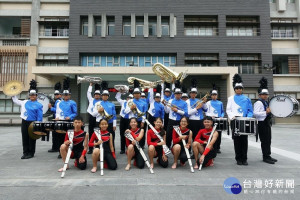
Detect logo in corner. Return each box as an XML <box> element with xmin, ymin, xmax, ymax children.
<box><xmin>223</xmin><ymin>177</ymin><xmax>242</xmax><ymax>195</ymax></box>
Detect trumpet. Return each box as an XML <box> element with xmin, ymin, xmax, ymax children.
<box><xmin>127</xmin><ymin>77</ymin><xmax>162</xmax><ymax>89</ymax></box>
<box><xmin>191</xmin><ymin>92</ymin><xmax>209</xmax><ymax>109</ymax></box>
<box><xmin>162</xmin><ymin>99</ymin><xmax>184</xmax><ymax>111</ymax></box>
<box><xmin>77</xmin><ymin>76</ymin><xmax>102</xmax><ymax>84</ymax></box>
<box><xmin>127</xmin><ymin>99</ymin><xmax>145</xmax><ymax>118</ymax></box>
<box><xmin>114</xmin><ymin>85</ymin><xmax>129</xmax><ymax>94</ymax></box>
<box><xmin>96</xmin><ymin>103</ymin><xmax>114</xmax><ymax>121</ymax></box>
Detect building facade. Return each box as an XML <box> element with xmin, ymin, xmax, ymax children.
<box><xmin>0</xmin><ymin>0</ymin><xmax>298</xmax><ymax>124</ymax></box>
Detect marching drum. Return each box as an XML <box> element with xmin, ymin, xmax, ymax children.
<box><xmin>32</xmin><ymin>122</ymin><xmax>47</xmax><ymax>136</ymax></box>
<box><xmin>233</xmin><ymin>117</ymin><xmax>257</xmax><ymax>136</ymax></box>
<box><xmin>269</xmin><ymin>95</ymin><xmax>299</xmax><ymax>118</ymax></box>
<box><xmin>54</xmin><ymin>121</ymin><xmax>73</xmax><ymax>134</ymax></box>
<box><xmin>213</xmin><ymin>118</ymin><xmax>228</xmax><ymax>131</ymax></box>
<box><xmin>37</xmin><ymin>93</ymin><xmax>53</xmax><ymax>116</ymax></box>
<box><xmin>44</xmin><ymin>121</ymin><xmax>56</xmax><ymax>131</ymax></box>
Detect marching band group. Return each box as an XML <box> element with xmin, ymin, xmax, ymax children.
<box><xmin>11</xmin><ymin>71</ymin><xmax>278</xmax><ymax>176</ymax></box>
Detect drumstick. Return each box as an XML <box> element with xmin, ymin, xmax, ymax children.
<box><xmin>199</xmin><ymin>123</ymin><xmax>217</xmax><ymax>171</ymax></box>
<box><xmin>61</xmin><ymin>130</ymin><xmax>74</xmax><ymax>178</ymax></box>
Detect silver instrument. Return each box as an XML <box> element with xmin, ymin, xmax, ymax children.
<box><xmin>96</xmin><ymin>102</ymin><xmax>114</xmax><ymax>121</ymax></box>
<box><xmin>173</xmin><ymin>126</ymin><xmax>194</xmax><ymax>173</ymax></box>
<box><xmin>114</xmin><ymin>85</ymin><xmax>129</xmax><ymax>94</ymax></box>
<box><xmin>127</xmin><ymin>77</ymin><xmax>162</xmax><ymax>90</ymax></box>
<box><xmin>127</xmin><ymin>99</ymin><xmax>145</xmax><ymax>118</ymax></box>
<box><xmin>77</xmin><ymin>76</ymin><xmax>102</xmax><ymax>84</ymax></box>
<box><xmin>152</xmin><ymin>63</ymin><xmax>187</xmax><ymax>83</ymax></box>
<box><xmin>94</xmin><ymin>128</ymin><xmax>104</xmax><ymax>176</ymax></box>
<box><xmin>61</xmin><ymin>130</ymin><xmax>74</xmax><ymax>178</ymax></box>
<box><xmin>124</xmin><ymin>130</ymin><xmax>154</xmax><ymax>174</ymax></box>
<box><xmin>199</xmin><ymin>123</ymin><xmax>217</xmax><ymax>170</ymax></box>
<box><xmin>144</xmin><ymin>118</ymin><xmax>171</xmax><ymax>156</ymax></box>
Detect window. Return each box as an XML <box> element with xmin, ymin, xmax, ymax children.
<box><xmin>95</xmin><ymin>17</ymin><xmax>101</xmax><ymax>36</ymax></box>
<box><xmin>273</xmin><ymin>55</ymin><xmax>299</xmax><ymax>74</ymax></box>
<box><xmin>287</xmin><ymin>0</ymin><xmax>295</xmax><ymax>3</ymax></box>
<box><xmin>0</xmin><ymin>92</ymin><xmax>27</xmax><ymax>113</ymax></box>
<box><xmin>81</xmin><ymin>54</ymin><xmax>176</xmax><ymax>67</ymax></box>
<box><xmin>226</xmin><ymin>16</ymin><xmax>260</xmax><ymax>36</ymax></box>
<box><xmin>271</xmin><ymin>26</ymin><xmax>295</xmax><ymax>38</ymax></box>
<box><xmin>81</xmin><ymin>17</ymin><xmax>88</xmax><ymax>35</ymax></box>
<box><xmin>149</xmin><ymin>16</ymin><xmax>157</xmax><ymax>36</ymax></box>
<box><xmin>123</xmin><ymin>16</ymin><xmax>131</xmax><ymax>36</ymax></box>
<box><xmin>269</xmin><ymin>0</ymin><xmax>276</xmax><ymax>3</ymax></box>
<box><xmin>161</xmin><ymin>17</ymin><xmax>170</xmax><ymax>36</ymax></box>
<box><xmin>107</xmin><ymin>16</ymin><xmax>115</xmax><ymax>36</ymax></box>
<box><xmin>184</xmin><ymin>16</ymin><xmax>218</xmax><ymax>36</ymax></box>
<box><xmin>227</xmin><ymin>54</ymin><xmax>261</xmax><ymax>74</ymax></box>
<box><xmin>136</xmin><ymin>17</ymin><xmax>144</xmax><ymax>36</ymax></box>
<box><xmin>185</xmin><ymin>53</ymin><xmax>219</xmax><ymax>66</ymax></box>
<box><xmin>41</xmin><ymin>25</ymin><xmax>69</xmax><ymax>37</ymax></box>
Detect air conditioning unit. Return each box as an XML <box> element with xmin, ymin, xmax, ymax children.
<box><xmin>277</xmin><ymin>0</ymin><xmax>286</xmax><ymax>12</ymax></box>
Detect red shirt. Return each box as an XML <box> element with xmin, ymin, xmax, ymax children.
<box><xmin>64</xmin><ymin>130</ymin><xmax>86</xmax><ymax>152</ymax></box>
<box><xmin>88</xmin><ymin>130</ymin><xmax>110</xmax><ymax>147</ymax></box>
<box><xmin>125</xmin><ymin>128</ymin><xmax>141</xmax><ymax>147</ymax></box>
<box><xmin>194</xmin><ymin>128</ymin><xmax>213</xmax><ymax>144</ymax></box>
<box><xmin>147</xmin><ymin>128</ymin><xmax>163</xmax><ymax>147</ymax></box>
<box><xmin>172</xmin><ymin>127</ymin><xmax>190</xmax><ymax>145</ymax></box>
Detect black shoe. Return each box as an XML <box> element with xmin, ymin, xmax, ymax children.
<box><xmin>242</xmin><ymin>161</ymin><xmax>248</xmax><ymax>166</ymax></box>
<box><xmin>216</xmin><ymin>149</ymin><xmax>221</xmax><ymax>154</ymax></box>
<box><xmin>87</xmin><ymin>149</ymin><xmax>93</xmax><ymax>154</ymax></box>
<box><xmin>120</xmin><ymin>150</ymin><xmax>125</xmax><ymax>154</ymax></box>
<box><xmin>48</xmin><ymin>149</ymin><xmax>59</xmax><ymax>153</ymax></box>
<box><xmin>263</xmin><ymin>158</ymin><xmax>275</xmax><ymax>164</ymax></box>
<box><xmin>25</xmin><ymin>154</ymin><xmax>34</xmax><ymax>159</ymax></box>
<box><xmin>58</xmin><ymin>154</ymin><xmax>62</xmax><ymax>159</ymax></box>
<box><xmin>21</xmin><ymin>154</ymin><xmax>27</xmax><ymax>159</ymax></box>
<box><xmin>270</xmin><ymin>157</ymin><xmax>277</xmax><ymax>162</ymax></box>
<box><xmin>237</xmin><ymin>161</ymin><xmax>243</xmax><ymax>165</ymax></box>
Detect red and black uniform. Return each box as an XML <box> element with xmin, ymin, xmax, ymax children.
<box><xmin>125</xmin><ymin>128</ymin><xmax>144</xmax><ymax>169</ymax></box>
<box><xmin>194</xmin><ymin>128</ymin><xmax>218</xmax><ymax>167</ymax></box>
<box><xmin>172</xmin><ymin>127</ymin><xmax>190</xmax><ymax>164</ymax></box>
<box><xmin>89</xmin><ymin>130</ymin><xmax>117</xmax><ymax>170</ymax></box>
<box><xmin>147</xmin><ymin>128</ymin><xmax>168</xmax><ymax>168</ymax></box>
<box><xmin>64</xmin><ymin>130</ymin><xmax>87</xmax><ymax>170</ymax></box>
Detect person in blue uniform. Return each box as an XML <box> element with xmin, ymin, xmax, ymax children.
<box><xmin>147</xmin><ymin>84</ymin><xmax>165</xmax><ymax>127</ymax></box>
<box><xmin>205</xmin><ymin>84</ymin><xmax>225</xmax><ymax>153</ymax></box>
<box><xmin>12</xmin><ymin>79</ymin><xmax>43</xmax><ymax>159</ymax></box>
<box><xmin>254</xmin><ymin>77</ymin><xmax>277</xmax><ymax>164</ymax></box>
<box><xmin>161</xmin><ymin>82</ymin><xmax>174</xmax><ymax>130</ymax></box>
<box><xmin>48</xmin><ymin>82</ymin><xmax>62</xmax><ymax>152</ymax></box>
<box><xmin>87</xmin><ymin>83</ymin><xmax>101</xmax><ymax>154</ymax></box>
<box><xmin>226</xmin><ymin>74</ymin><xmax>253</xmax><ymax>166</ymax></box>
<box><xmin>115</xmin><ymin>91</ymin><xmax>133</xmax><ymax>154</ymax></box>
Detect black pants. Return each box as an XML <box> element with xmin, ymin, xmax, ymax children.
<box><xmin>50</xmin><ymin>131</ymin><xmax>60</xmax><ymax>150</ymax></box>
<box><xmin>176</xmin><ymin>143</ymin><xmax>189</xmax><ymax>164</ymax></box>
<box><xmin>119</xmin><ymin>117</ymin><xmax>129</xmax><ymax>152</ymax></box>
<box><xmin>215</xmin><ymin>131</ymin><xmax>222</xmax><ymax>150</ymax></box>
<box><xmin>258</xmin><ymin>120</ymin><xmax>272</xmax><ymax>159</ymax></box>
<box><xmin>21</xmin><ymin>119</ymin><xmax>36</xmax><ymax>156</ymax></box>
<box><xmin>133</xmin><ymin>146</ymin><xmax>145</xmax><ymax>169</ymax></box>
<box><xmin>189</xmin><ymin>119</ymin><xmax>203</xmax><ymax>141</ymax></box>
<box><xmin>231</xmin><ymin>121</ymin><xmax>248</xmax><ymax>162</ymax></box>
<box><xmin>57</xmin><ymin>132</ymin><xmax>66</xmax><ymax>153</ymax></box>
<box><xmin>104</xmin><ymin>150</ymin><xmax>118</xmax><ymax>170</ymax></box>
<box><xmin>137</xmin><ymin>120</ymin><xmax>145</xmax><ymax>148</ymax></box>
<box><xmin>88</xmin><ymin>114</ymin><xmax>97</xmax><ymax>150</ymax></box>
<box><xmin>197</xmin><ymin>149</ymin><xmax>217</xmax><ymax>167</ymax></box>
<box><xmin>147</xmin><ymin>114</ymin><xmax>156</xmax><ymax>128</ymax></box>
<box><xmin>73</xmin><ymin>151</ymin><xmax>87</xmax><ymax>170</ymax></box>
<box><xmin>163</xmin><ymin>113</ymin><xmax>169</xmax><ymax>131</ymax></box>
<box><xmin>155</xmin><ymin>146</ymin><xmax>168</xmax><ymax>168</ymax></box>
<box><xmin>166</xmin><ymin>119</ymin><xmax>180</xmax><ymax>148</ymax></box>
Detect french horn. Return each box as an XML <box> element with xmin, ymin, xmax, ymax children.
<box><xmin>152</xmin><ymin>63</ymin><xmax>187</xmax><ymax>83</ymax></box>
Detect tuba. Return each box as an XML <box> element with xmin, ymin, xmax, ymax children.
<box><xmin>96</xmin><ymin>103</ymin><xmax>114</xmax><ymax>121</ymax></box>
<box><xmin>114</xmin><ymin>85</ymin><xmax>129</xmax><ymax>94</ymax></box>
<box><xmin>152</xmin><ymin>63</ymin><xmax>187</xmax><ymax>83</ymax></box>
<box><xmin>77</xmin><ymin>76</ymin><xmax>102</xmax><ymax>84</ymax></box>
<box><xmin>127</xmin><ymin>99</ymin><xmax>145</xmax><ymax>118</ymax></box>
<box><xmin>127</xmin><ymin>77</ymin><xmax>162</xmax><ymax>89</ymax></box>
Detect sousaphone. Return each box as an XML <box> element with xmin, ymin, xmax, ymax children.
<box><xmin>3</xmin><ymin>80</ymin><xmax>24</xmax><ymax>96</ymax></box>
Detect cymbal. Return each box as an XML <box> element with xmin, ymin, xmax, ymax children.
<box><xmin>3</xmin><ymin>80</ymin><xmax>24</xmax><ymax>96</ymax></box>
<box><xmin>28</xmin><ymin>122</ymin><xmax>42</xmax><ymax>140</ymax></box>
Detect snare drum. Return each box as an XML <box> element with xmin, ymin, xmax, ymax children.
<box><xmin>213</xmin><ymin>118</ymin><xmax>228</xmax><ymax>131</ymax></box>
<box><xmin>233</xmin><ymin>117</ymin><xmax>257</xmax><ymax>136</ymax></box>
<box><xmin>33</xmin><ymin>122</ymin><xmax>47</xmax><ymax>136</ymax></box>
<box><xmin>54</xmin><ymin>121</ymin><xmax>73</xmax><ymax>134</ymax></box>
<box><xmin>269</xmin><ymin>95</ymin><xmax>299</xmax><ymax>118</ymax></box>
<box><xmin>44</xmin><ymin>121</ymin><xmax>55</xmax><ymax>131</ymax></box>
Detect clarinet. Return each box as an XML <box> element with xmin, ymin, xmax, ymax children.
<box><xmin>61</xmin><ymin>130</ymin><xmax>74</xmax><ymax>178</ymax></box>
<box><xmin>124</xmin><ymin>130</ymin><xmax>154</xmax><ymax>174</ymax></box>
<box><xmin>94</xmin><ymin>128</ymin><xmax>104</xmax><ymax>176</ymax></box>
<box><xmin>199</xmin><ymin>123</ymin><xmax>218</xmax><ymax>171</ymax></box>
<box><xmin>143</xmin><ymin>117</ymin><xmax>171</xmax><ymax>156</ymax></box>
<box><xmin>173</xmin><ymin>126</ymin><xmax>194</xmax><ymax>173</ymax></box>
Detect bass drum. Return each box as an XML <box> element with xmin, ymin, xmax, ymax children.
<box><xmin>37</xmin><ymin>93</ymin><xmax>53</xmax><ymax>117</ymax></box>
<box><xmin>269</xmin><ymin>95</ymin><xmax>299</xmax><ymax>118</ymax></box>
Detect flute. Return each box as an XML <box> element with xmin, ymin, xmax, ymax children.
<box><xmin>61</xmin><ymin>130</ymin><xmax>74</xmax><ymax>178</ymax></box>
<box><xmin>173</xmin><ymin>126</ymin><xmax>194</xmax><ymax>173</ymax></box>
<box><xmin>199</xmin><ymin>123</ymin><xmax>218</xmax><ymax>171</ymax></box>
<box><xmin>94</xmin><ymin>128</ymin><xmax>104</xmax><ymax>176</ymax></box>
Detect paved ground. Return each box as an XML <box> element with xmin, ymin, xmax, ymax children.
<box><xmin>0</xmin><ymin>124</ymin><xmax>299</xmax><ymax>200</ymax></box>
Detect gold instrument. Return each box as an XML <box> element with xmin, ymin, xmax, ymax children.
<box><xmin>114</xmin><ymin>85</ymin><xmax>129</xmax><ymax>94</ymax></box>
<box><xmin>96</xmin><ymin>103</ymin><xmax>114</xmax><ymax>121</ymax></box>
<box><xmin>77</xmin><ymin>76</ymin><xmax>102</xmax><ymax>84</ymax></box>
<box><xmin>127</xmin><ymin>99</ymin><xmax>145</xmax><ymax>117</ymax></box>
<box><xmin>152</xmin><ymin>63</ymin><xmax>187</xmax><ymax>83</ymax></box>
<box><xmin>3</xmin><ymin>80</ymin><xmax>24</xmax><ymax>96</ymax></box>
<box><xmin>127</xmin><ymin>77</ymin><xmax>162</xmax><ymax>89</ymax></box>
<box><xmin>191</xmin><ymin>92</ymin><xmax>209</xmax><ymax>109</ymax></box>
<box><xmin>28</xmin><ymin>122</ymin><xmax>43</xmax><ymax>140</ymax></box>
<box><xmin>161</xmin><ymin>99</ymin><xmax>184</xmax><ymax>111</ymax></box>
